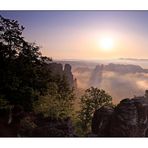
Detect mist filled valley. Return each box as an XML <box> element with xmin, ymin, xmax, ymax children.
<box><xmin>59</xmin><ymin>59</ymin><xmax>148</xmax><ymax>104</ymax></box>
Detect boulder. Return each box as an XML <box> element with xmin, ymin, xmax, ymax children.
<box><xmin>91</xmin><ymin>105</ymin><xmax>114</xmax><ymax>136</ymax></box>
<box><xmin>92</xmin><ymin>97</ymin><xmax>148</xmax><ymax>137</ymax></box>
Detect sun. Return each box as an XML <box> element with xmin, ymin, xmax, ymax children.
<box><xmin>99</xmin><ymin>36</ymin><xmax>114</xmax><ymax>52</ymax></box>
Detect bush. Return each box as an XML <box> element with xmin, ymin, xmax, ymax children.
<box><xmin>33</xmin><ymin>80</ymin><xmax>75</xmax><ymax>119</ymax></box>
<box><xmin>79</xmin><ymin>87</ymin><xmax>112</xmax><ymax>134</ymax></box>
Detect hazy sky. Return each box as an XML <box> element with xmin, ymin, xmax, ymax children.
<box><xmin>1</xmin><ymin>11</ymin><xmax>148</xmax><ymax>60</ymax></box>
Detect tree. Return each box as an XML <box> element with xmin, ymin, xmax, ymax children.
<box><xmin>33</xmin><ymin>74</ymin><xmax>75</xmax><ymax>119</ymax></box>
<box><xmin>0</xmin><ymin>15</ymin><xmax>75</xmax><ymax>119</ymax></box>
<box><xmin>0</xmin><ymin>15</ymin><xmax>52</xmax><ymax>111</ymax></box>
<box><xmin>79</xmin><ymin>87</ymin><xmax>112</xmax><ymax>134</ymax></box>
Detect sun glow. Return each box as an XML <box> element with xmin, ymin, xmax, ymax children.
<box><xmin>99</xmin><ymin>36</ymin><xmax>115</xmax><ymax>52</ymax></box>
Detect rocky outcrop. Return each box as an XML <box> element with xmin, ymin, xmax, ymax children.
<box><xmin>0</xmin><ymin>107</ymin><xmax>75</xmax><ymax>137</ymax></box>
<box><xmin>91</xmin><ymin>105</ymin><xmax>114</xmax><ymax>136</ymax></box>
<box><xmin>92</xmin><ymin>96</ymin><xmax>148</xmax><ymax>137</ymax></box>
<box><xmin>88</xmin><ymin>63</ymin><xmax>148</xmax><ymax>87</ymax></box>
<box><xmin>64</xmin><ymin>64</ymin><xmax>74</xmax><ymax>88</ymax></box>
<box><xmin>48</xmin><ymin>62</ymin><xmax>76</xmax><ymax>88</ymax></box>
<box><xmin>104</xmin><ymin>63</ymin><xmax>145</xmax><ymax>74</ymax></box>
<box><xmin>48</xmin><ymin>63</ymin><xmax>63</xmax><ymax>76</ymax></box>
<box><xmin>89</xmin><ymin>64</ymin><xmax>104</xmax><ymax>87</ymax></box>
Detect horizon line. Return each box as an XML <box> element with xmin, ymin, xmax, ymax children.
<box><xmin>53</xmin><ymin>57</ymin><xmax>148</xmax><ymax>61</ymax></box>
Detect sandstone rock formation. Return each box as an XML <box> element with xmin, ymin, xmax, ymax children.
<box><xmin>48</xmin><ymin>63</ymin><xmax>63</xmax><ymax>76</ymax></box>
<box><xmin>88</xmin><ymin>63</ymin><xmax>148</xmax><ymax>87</ymax></box>
<box><xmin>89</xmin><ymin>64</ymin><xmax>104</xmax><ymax>87</ymax></box>
<box><xmin>104</xmin><ymin>63</ymin><xmax>145</xmax><ymax>74</ymax></box>
<box><xmin>92</xmin><ymin>95</ymin><xmax>148</xmax><ymax>137</ymax></box>
<box><xmin>64</xmin><ymin>64</ymin><xmax>74</xmax><ymax>88</ymax></box>
<box><xmin>48</xmin><ymin>62</ymin><xmax>76</xmax><ymax>88</ymax></box>
<box><xmin>91</xmin><ymin>105</ymin><xmax>114</xmax><ymax>136</ymax></box>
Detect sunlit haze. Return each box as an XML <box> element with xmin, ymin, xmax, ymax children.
<box><xmin>1</xmin><ymin>11</ymin><xmax>148</xmax><ymax>60</ymax></box>
<box><xmin>99</xmin><ymin>36</ymin><xmax>115</xmax><ymax>52</ymax></box>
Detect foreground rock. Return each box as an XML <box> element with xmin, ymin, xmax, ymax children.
<box><xmin>20</xmin><ymin>115</ymin><xmax>75</xmax><ymax>137</ymax></box>
<box><xmin>0</xmin><ymin>106</ymin><xmax>75</xmax><ymax>137</ymax></box>
<box><xmin>92</xmin><ymin>105</ymin><xmax>114</xmax><ymax>136</ymax></box>
<box><xmin>92</xmin><ymin>96</ymin><xmax>148</xmax><ymax>137</ymax></box>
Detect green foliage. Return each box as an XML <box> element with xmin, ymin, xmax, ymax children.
<box><xmin>33</xmin><ymin>76</ymin><xmax>75</xmax><ymax>119</ymax></box>
<box><xmin>79</xmin><ymin>87</ymin><xmax>112</xmax><ymax>134</ymax></box>
<box><xmin>34</xmin><ymin>94</ymin><xmax>67</xmax><ymax>119</ymax></box>
<box><xmin>71</xmin><ymin>113</ymin><xmax>86</xmax><ymax>137</ymax></box>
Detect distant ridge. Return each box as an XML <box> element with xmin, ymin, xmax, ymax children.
<box><xmin>119</xmin><ymin>58</ymin><xmax>148</xmax><ymax>61</ymax></box>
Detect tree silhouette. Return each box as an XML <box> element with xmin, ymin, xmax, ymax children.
<box><xmin>0</xmin><ymin>15</ymin><xmax>52</xmax><ymax>111</ymax></box>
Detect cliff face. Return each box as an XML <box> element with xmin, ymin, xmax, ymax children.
<box><xmin>89</xmin><ymin>63</ymin><xmax>148</xmax><ymax>87</ymax></box>
<box><xmin>48</xmin><ymin>63</ymin><xmax>63</xmax><ymax>76</ymax></box>
<box><xmin>104</xmin><ymin>63</ymin><xmax>144</xmax><ymax>74</ymax></box>
<box><xmin>64</xmin><ymin>64</ymin><xmax>74</xmax><ymax>88</ymax></box>
<box><xmin>89</xmin><ymin>65</ymin><xmax>103</xmax><ymax>87</ymax></box>
<box><xmin>48</xmin><ymin>62</ymin><xmax>76</xmax><ymax>88</ymax></box>
<box><xmin>92</xmin><ymin>96</ymin><xmax>148</xmax><ymax>137</ymax></box>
